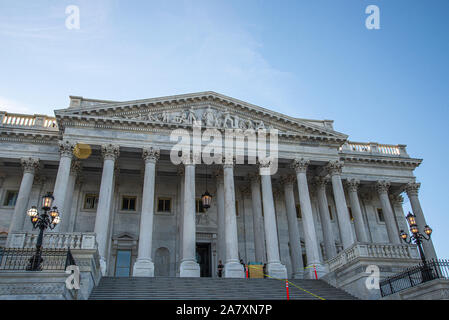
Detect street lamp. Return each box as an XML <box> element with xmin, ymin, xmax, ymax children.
<box><xmin>400</xmin><ymin>212</ymin><xmax>434</xmax><ymax>281</ymax></box>
<box><xmin>26</xmin><ymin>193</ymin><xmax>61</xmax><ymax>271</ymax></box>
<box><xmin>201</xmin><ymin>164</ymin><xmax>212</xmax><ymax>210</ymax></box>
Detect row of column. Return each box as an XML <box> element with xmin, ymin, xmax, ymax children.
<box><xmin>6</xmin><ymin>141</ymin><xmax>438</xmax><ymax>277</ymax></box>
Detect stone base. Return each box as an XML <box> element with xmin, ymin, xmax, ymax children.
<box><xmin>304</xmin><ymin>263</ymin><xmax>326</xmax><ymax>279</ymax></box>
<box><xmin>267</xmin><ymin>262</ymin><xmax>288</xmax><ymax>279</ymax></box>
<box><xmin>133</xmin><ymin>258</ymin><xmax>154</xmax><ymax>277</ymax></box>
<box><xmin>180</xmin><ymin>260</ymin><xmax>200</xmax><ymax>277</ymax></box>
<box><xmin>224</xmin><ymin>261</ymin><xmax>245</xmax><ymax>278</ymax></box>
<box><xmin>292</xmin><ymin>270</ymin><xmax>304</xmax><ymax>279</ymax></box>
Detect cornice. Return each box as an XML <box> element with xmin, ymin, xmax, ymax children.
<box><xmin>339</xmin><ymin>155</ymin><xmax>422</xmax><ymax>168</ymax></box>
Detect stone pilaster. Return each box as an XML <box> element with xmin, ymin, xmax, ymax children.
<box><xmin>133</xmin><ymin>146</ymin><xmax>160</xmax><ymax>277</ymax></box>
<box><xmin>248</xmin><ymin>172</ymin><xmax>266</xmax><ymax>264</ymax></box>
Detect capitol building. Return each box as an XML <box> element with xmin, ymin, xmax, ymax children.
<box><xmin>0</xmin><ymin>91</ymin><xmax>442</xmax><ymax>300</ymax></box>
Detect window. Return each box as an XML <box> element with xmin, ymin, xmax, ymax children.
<box><xmin>3</xmin><ymin>190</ymin><xmax>18</xmax><ymax>206</ymax></box>
<box><xmin>157</xmin><ymin>198</ymin><xmax>171</xmax><ymax>212</ymax></box>
<box><xmin>328</xmin><ymin>205</ymin><xmax>333</xmax><ymax>220</ymax></box>
<box><xmin>121</xmin><ymin>196</ymin><xmax>136</xmax><ymax>211</ymax></box>
<box><xmin>295</xmin><ymin>204</ymin><xmax>302</xmax><ymax>219</ymax></box>
<box><xmin>195</xmin><ymin>199</ymin><xmax>205</xmax><ymax>213</ymax></box>
<box><xmin>114</xmin><ymin>250</ymin><xmax>131</xmax><ymax>277</ymax></box>
<box><xmin>377</xmin><ymin>208</ymin><xmax>385</xmax><ymax>222</ymax></box>
<box><xmin>348</xmin><ymin>207</ymin><xmax>354</xmax><ymax>221</ymax></box>
<box><xmin>84</xmin><ymin>194</ymin><xmax>99</xmax><ymax>210</ymax></box>
<box><xmin>235</xmin><ymin>201</ymin><xmax>239</xmax><ymax>216</ymax></box>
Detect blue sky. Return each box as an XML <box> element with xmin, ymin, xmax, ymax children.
<box><xmin>0</xmin><ymin>1</ymin><xmax>448</xmax><ymax>258</ymax></box>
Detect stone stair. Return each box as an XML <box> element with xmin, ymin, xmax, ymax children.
<box><xmin>89</xmin><ymin>277</ymin><xmax>357</xmax><ymax>300</ymax></box>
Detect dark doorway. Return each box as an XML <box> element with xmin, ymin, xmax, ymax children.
<box><xmin>196</xmin><ymin>243</ymin><xmax>211</xmax><ymax>277</ymax></box>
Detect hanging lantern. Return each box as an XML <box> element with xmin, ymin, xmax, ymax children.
<box><xmin>406</xmin><ymin>212</ymin><xmax>417</xmax><ymax>227</ymax></box>
<box><xmin>27</xmin><ymin>206</ymin><xmax>38</xmax><ymax>217</ymax></box>
<box><xmin>42</xmin><ymin>193</ymin><xmax>54</xmax><ymax>210</ymax></box>
<box><xmin>49</xmin><ymin>207</ymin><xmax>59</xmax><ymax>218</ymax></box>
<box><xmin>201</xmin><ymin>190</ymin><xmax>212</xmax><ymax>209</ymax></box>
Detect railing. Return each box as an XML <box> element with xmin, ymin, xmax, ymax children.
<box><xmin>339</xmin><ymin>141</ymin><xmax>407</xmax><ymax>157</ymax></box>
<box><xmin>0</xmin><ymin>247</ymin><xmax>76</xmax><ymax>271</ymax></box>
<box><xmin>0</xmin><ymin>112</ymin><xmax>58</xmax><ymax>130</ymax></box>
<box><xmin>8</xmin><ymin>232</ymin><xmax>97</xmax><ymax>250</ymax></box>
<box><xmin>380</xmin><ymin>259</ymin><xmax>449</xmax><ymax>297</ymax></box>
<box><xmin>327</xmin><ymin>243</ymin><xmax>420</xmax><ymax>272</ymax></box>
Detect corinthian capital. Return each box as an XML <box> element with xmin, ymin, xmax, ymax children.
<box><xmin>101</xmin><ymin>144</ymin><xmax>120</xmax><ymax>161</ymax></box>
<box><xmin>247</xmin><ymin>172</ymin><xmax>260</xmax><ymax>184</ymax></box>
<box><xmin>313</xmin><ymin>176</ymin><xmax>329</xmax><ymax>190</ymax></box>
<box><xmin>389</xmin><ymin>194</ymin><xmax>404</xmax><ymax>205</ymax></box>
<box><xmin>280</xmin><ymin>175</ymin><xmax>296</xmax><ymax>186</ymax></box>
<box><xmin>291</xmin><ymin>158</ymin><xmax>310</xmax><ymax>174</ymax></box>
<box><xmin>21</xmin><ymin>157</ymin><xmax>40</xmax><ymax>174</ymax></box>
<box><xmin>375</xmin><ymin>180</ymin><xmax>390</xmax><ymax>194</ymax></box>
<box><xmin>345</xmin><ymin>179</ymin><xmax>360</xmax><ymax>193</ymax></box>
<box><xmin>59</xmin><ymin>140</ymin><xmax>75</xmax><ymax>158</ymax></box>
<box><xmin>326</xmin><ymin>160</ymin><xmax>343</xmax><ymax>176</ymax></box>
<box><xmin>405</xmin><ymin>182</ymin><xmax>420</xmax><ymax>197</ymax></box>
<box><xmin>143</xmin><ymin>146</ymin><xmax>160</xmax><ymax>162</ymax></box>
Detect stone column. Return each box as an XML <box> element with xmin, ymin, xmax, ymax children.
<box><xmin>133</xmin><ymin>147</ymin><xmax>160</xmax><ymax>277</ymax></box>
<box><xmin>375</xmin><ymin>181</ymin><xmax>400</xmax><ymax>244</ymax></box>
<box><xmin>180</xmin><ymin>154</ymin><xmax>200</xmax><ymax>277</ymax></box>
<box><xmin>94</xmin><ymin>144</ymin><xmax>119</xmax><ymax>275</ymax></box>
<box><xmin>292</xmin><ymin>158</ymin><xmax>325</xmax><ymax>278</ymax></box>
<box><xmin>281</xmin><ymin>175</ymin><xmax>304</xmax><ymax>278</ymax></box>
<box><xmin>60</xmin><ymin>160</ymin><xmax>81</xmax><ymax>232</ymax></box>
<box><xmin>178</xmin><ymin>165</ymin><xmax>185</xmax><ymax>266</ymax></box>
<box><xmin>259</xmin><ymin>161</ymin><xmax>287</xmax><ymax>279</ymax></box>
<box><xmin>345</xmin><ymin>179</ymin><xmax>369</xmax><ymax>243</ymax></box>
<box><xmin>52</xmin><ymin>140</ymin><xmax>75</xmax><ymax>231</ymax></box>
<box><xmin>223</xmin><ymin>160</ymin><xmax>244</xmax><ymax>278</ymax></box>
<box><xmin>7</xmin><ymin>157</ymin><xmax>40</xmax><ymax>242</ymax></box>
<box><xmin>249</xmin><ymin>173</ymin><xmax>266</xmax><ymax>264</ymax></box>
<box><xmin>313</xmin><ymin>176</ymin><xmax>337</xmax><ymax>260</ymax></box>
<box><xmin>326</xmin><ymin>160</ymin><xmax>355</xmax><ymax>249</ymax></box>
<box><xmin>405</xmin><ymin>182</ymin><xmax>438</xmax><ymax>260</ymax></box>
<box><xmin>215</xmin><ymin>170</ymin><xmax>226</xmax><ymax>266</ymax></box>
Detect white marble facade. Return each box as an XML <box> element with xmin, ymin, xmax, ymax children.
<box><xmin>0</xmin><ymin>91</ymin><xmax>438</xmax><ymax>279</ymax></box>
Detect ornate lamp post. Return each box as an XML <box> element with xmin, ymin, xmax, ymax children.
<box><xmin>399</xmin><ymin>212</ymin><xmax>432</xmax><ymax>264</ymax></box>
<box><xmin>26</xmin><ymin>193</ymin><xmax>61</xmax><ymax>271</ymax></box>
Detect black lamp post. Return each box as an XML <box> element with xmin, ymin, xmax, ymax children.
<box><xmin>26</xmin><ymin>193</ymin><xmax>61</xmax><ymax>271</ymax></box>
<box><xmin>399</xmin><ymin>212</ymin><xmax>432</xmax><ymax>264</ymax></box>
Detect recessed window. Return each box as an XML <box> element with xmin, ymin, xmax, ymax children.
<box><xmin>195</xmin><ymin>199</ymin><xmax>205</xmax><ymax>213</ymax></box>
<box><xmin>348</xmin><ymin>207</ymin><xmax>354</xmax><ymax>221</ymax></box>
<box><xmin>295</xmin><ymin>204</ymin><xmax>302</xmax><ymax>219</ymax></box>
<box><xmin>235</xmin><ymin>201</ymin><xmax>239</xmax><ymax>216</ymax></box>
<box><xmin>121</xmin><ymin>196</ymin><xmax>136</xmax><ymax>211</ymax></box>
<box><xmin>328</xmin><ymin>205</ymin><xmax>333</xmax><ymax>220</ymax></box>
<box><xmin>377</xmin><ymin>208</ymin><xmax>385</xmax><ymax>222</ymax></box>
<box><xmin>157</xmin><ymin>198</ymin><xmax>171</xmax><ymax>212</ymax></box>
<box><xmin>84</xmin><ymin>194</ymin><xmax>99</xmax><ymax>210</ymax></box>
<box><xmin>3</xmin><ymin>190</ymin><xmax>18</xmax><ymax>207</ymax></box>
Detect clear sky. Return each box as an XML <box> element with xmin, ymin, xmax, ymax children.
<box><xmin>0</xmin><ymin>1</ymin><xmax>448</xmax><ymax>258</ymax></box>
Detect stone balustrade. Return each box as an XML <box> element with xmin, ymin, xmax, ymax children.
<box><xmin>8</xmin><ymin>232</ymin><xmax>97</xmax><ymax>250</ymax></box>
<box><xmin>327</xmin><ymin>243</ymin><xmax>420</xmax><ymax>272</ymax></box>
<box><xmin>339</xmin><ymin>141</ymin><xmax>408</xmax><ymax>157</ymax></box>
<box><xmin>0</xmin><ymin>112</ymin><xmax>58</xmax><ymax>130</ymax></box>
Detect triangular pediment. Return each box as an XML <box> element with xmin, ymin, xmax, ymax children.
<box><xmin>54</xmin><ymin>91</ymin><xmax>348</xmax><ymax>141</ymax></box>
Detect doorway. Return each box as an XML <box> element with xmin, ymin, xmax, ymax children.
<box><xmin>196</xmin><ymin>243</ymin><xmax>211</xmax><ymax>277</ymax></box>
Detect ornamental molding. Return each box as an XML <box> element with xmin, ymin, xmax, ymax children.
<box><xmin>339</xmin><ymin>155</ymin><xmax>422</xmax><ymax>168</ymax></box>
<box><xmin>101</xmin><ymin>144</ymin><xmax>120</xmax><ymax>160</ymax></box>
<box><xmin>21</xmin><ymin>157</ymin><xmax>40</xmax><ymax>173</ymax></box>
<box><xmin>142</xmin><ymin>146</ymin><xmax>160</xmax><ymax>162</ymax></box>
